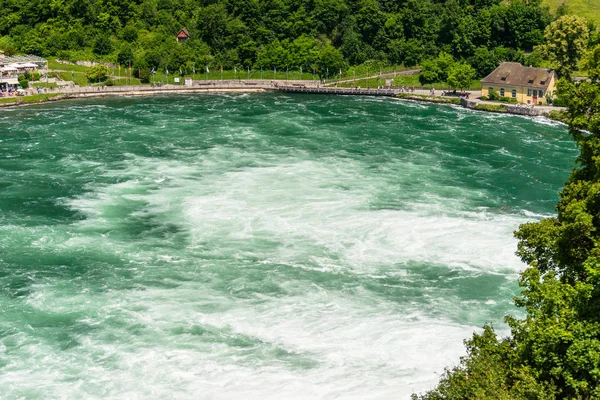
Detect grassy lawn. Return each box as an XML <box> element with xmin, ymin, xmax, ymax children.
<box><xmin>46</xmin><ymin>58</ymin><xmax>419</xmax><ymax>86</ymax></box>
<box><xmin>0</xmin><ymin>93</ymin><xmax>63</xmax><ymax>105</ymax></box>
<box><xmin>397</xmin><ymin>93</ymin><xmax>462</xmax><ymax>105</ymax></box>
<box><xmin>475</xmin><ymin>103</ymin><xmax>506</xmax><ymax>112</ymax></box>
<box><xmin>109</xmin><ymin>77</ymin><xmax>142</xmax><ymax>86</ymax></box>
<box><xmin>542</xmin><ymin>0</ymin><xmax>600</xmax><ymax>24</ymax></box>
<box><xmin>50</xmin><ymin>71</ymin><xmax>88</xmax><ymax>87</ymax></box>
<box><xmin>47</xmin><ymin>59</ymin><xmax>92</xmax><ymax>73</ymax></box>
<box><xmin>153</xmin><ymin>70</ymin><xmax>322</xmax><ymax>83</ymax></box>
<box><xmin>337</xmin><ymin>75</ymin><xmax>482</xmax><ymax>90</ymax></box>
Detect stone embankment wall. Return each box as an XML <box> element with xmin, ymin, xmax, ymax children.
<box><xmin>460</xmin><ymin>98</ymin><xmax>548</xmax><ymax>116</ymax></box>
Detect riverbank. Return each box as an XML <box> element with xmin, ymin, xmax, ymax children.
<box><xmin>395</xmin><ymin>92</ymin><xmax>566</xmax><ymax>120</ymax></box>
<box><xmin>0</xmin><ymin>86</ymin><xmax>269</xmax><ymax>108</ymax></box>
<box><xmin>0</xmin><ymin>93</ymin><xmax>65</xmax><ymax>108</ymax></box>
<box><xmin>0</xmin><ymin>82</ymin><xmax>567</xmax><ymax>123</ymax></box>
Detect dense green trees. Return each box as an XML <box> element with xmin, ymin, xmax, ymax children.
<box><xmin>447</xmin><ymin>62</ymin><xmax>476</xmax><ymax>89</ymax></box>
<box><xmin>413</xmin><ymin>62</ymin><xmax>600</xmax><ymax>400</ymax></box>
<box><xmin>540</xmin><ymin>15</ymin><xmax>590</xmax><ymax>79</ymax></box>
<box><xmin>0</xmin><ymin>0</ymin><xmax>554</xmax><ymax>79</ymax></box>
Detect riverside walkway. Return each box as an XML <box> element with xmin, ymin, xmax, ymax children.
<box><xmin>275</xmin><ymin>86</ymin><xmax>400</xmax><ymax>97</ymax></box>
<box><xmin>31</xmin><ymin>80</ymin><xmax>402</xmax><ymax>99</ymax></box>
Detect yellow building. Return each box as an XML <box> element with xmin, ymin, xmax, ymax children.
<box><xmin>481</xmin><ymin>62</ymin><xmax>558</xmax><ymax>105</ymax></box>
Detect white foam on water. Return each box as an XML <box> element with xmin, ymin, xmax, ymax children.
<box><xmin>177</xmin><ymin>159</ymin><xmax>526</xmax><ymax>274</ymax></box>
<box><xmin>0</xmin><ymin>152</ymin><xmax>526</xmax><ymax>399</ymax></box>
<box><xmin>3</xmin><ymin>97</ymin><xmax>566</xmax><ymax>399</ymax></box>
<box><xmin>5</xmin><ymin>280</ymin><xmax>484</xmax><ymax>400</ymax></box>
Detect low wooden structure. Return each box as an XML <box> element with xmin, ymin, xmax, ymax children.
<box><xmin>176</xmin><ymin>28</ymin><xmax>190</xmax><ymax>43</ymax></box>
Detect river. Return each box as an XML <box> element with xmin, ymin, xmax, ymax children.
<box><xmin>0</xmin><ymin>94</ymin><xmax>577</xmax><ymax>398</ymax></box>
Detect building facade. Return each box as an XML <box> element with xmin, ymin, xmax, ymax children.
<box><xmin>481</xmin><ymin>62</ymin><xmax>558</xmax><ymax>105</ymax></box>
<box><xmin>0</xmin><ymin>54</ymin><xmax>46</xmax><ymax>91</ymax></box>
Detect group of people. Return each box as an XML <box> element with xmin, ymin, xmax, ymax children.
<box><xmin>0</xmin><ymin>86</ymin><xmax>51</xmax><ymax>97</ymax></box>
<box><xmin>0</xmin><ymin>87</ymin><xmax>25</xmax><ymax>97</ymax></box>
<box><xmin>440</xmin><ymin>89</ymin><xmax>470</xmax><ymax>98</ymax></box>
<box><xmin>514</xmin><ymin>102</ymin><xmax>536</xmax><ymax>108</ymax></box>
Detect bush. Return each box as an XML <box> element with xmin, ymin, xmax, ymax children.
<box><xmin>553</xmin><ymin>97</ymin><xmax>568</xmax><ymax>107</ymax></box>
<box><xmin>135</xmin><ymin>68</ymin><xmax>152</xmax><ymax>84</ymax></box>
<box><xmin>480</xmin><ymin>96</ymin><xmax>489</xmax><ymax>101</ymax></box>
<box><xmin>498</xmin><ymin>96</ymin><xmax>518</xmax><ymax>103</ymax></box>
<box><xmin>475</xmin><ymin>103</ymin><xmax>506</xmax><ymax>112</ymax></box>
<box><xmin>488</xmin><ymin>89</ymin><xmax>500</xmax><ymax>101</ymax></box>
<box><xmin>86</xmin><ymin>65</ymin><xmax>110</xmax><ymax>83</ymax></box>
<box><xmin>17</xmin><ymin>74</ymin><xmax>28</xmax><ymax>89</ymax></box>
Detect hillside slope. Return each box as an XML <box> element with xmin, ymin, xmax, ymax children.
<box><xmin>543</xmin><ymin>0</ymin><xmax>600</xmax><ymax>25</ymax></box>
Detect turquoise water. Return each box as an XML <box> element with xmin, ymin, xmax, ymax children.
<box><xmin>0</xmin><ymin>94</ymin><xmax>576</xmax><ymax>398</ymax></box>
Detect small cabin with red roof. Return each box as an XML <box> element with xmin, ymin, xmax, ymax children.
<box><xmin>176</xmin><ymin>28</ymin><xmax>189</xmax><ymax>43</ymax></box>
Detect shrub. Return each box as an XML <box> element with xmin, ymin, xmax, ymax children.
<box><xmin>488</xmin><ymin>89</ymin><xmax>500</xmax><ymax>101</ymax></box>
<box><xmin>475</xmin><ymin>103</ymin><xmax>506</xmax><ymax>112</ymax></box>
<box><xmin>553</xmin><ymin>97</ymin><xmax>568</xmax><ymax>107</ymax></box>
<box><xmin>480</xmin><ymin>96</ymin><xmax>489</xmax><ymax>101</ymax></box>
<box><xmin>86</xmin><ymin>65</ymin><xmax>110</xmax><ymax>83</ymax></box>
<box><xmin>17</xmin><ymin>74</ymin><xmax>28</xmax><ymax>89</ymax></box>
<box><xmin>136</xmin><ymin>68</ymin><xmax>152</xmax><ymax>84</ymax></box>
<box><xmin>548</xmin><ymin>110</ymin><xmax>568</xmax><ymax>123</ymax></box>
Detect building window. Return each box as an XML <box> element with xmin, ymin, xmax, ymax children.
<box><xmin>533</xmin><ymin>90</ymin><xmax>538</xmax><ymax>97</ymax></box>
<box><xmin>512</xmin><ymin>90</ymin><xmax>517</xmax><ymax>98</ymax></box>
<box><xmin>500</xmin><ymin>88</ymin><xmax>505</xmax><ymax>97</ymax></box>
<box><xmin>527</xmin><ymin>89</ymin><xmax>532</xmax><ymax>96</ymax></box>
<box><xmin>539</xmin><ymin>90</ymin><xmax>544</xmax><ymax>97</ymax></box>
<box><xmin>489</xmin><ymin>87</ymin><xmax>493</xmax><ymax>93</ymax></box>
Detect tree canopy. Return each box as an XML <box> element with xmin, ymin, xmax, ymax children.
<box><xmin>0</xmin><ymin>0</ymin><xmax>554</xmax><ymax>77</ymax></box>
<box><xmin>540</xmin><ymin>15</ymin><xmax>590</xmax><ymax>79</ymax></box>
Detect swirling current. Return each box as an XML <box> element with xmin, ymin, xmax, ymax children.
<box><xmin>0</xmin><ymin>94</ymin><xmax>577</xmax><ymax>399</ymax></box>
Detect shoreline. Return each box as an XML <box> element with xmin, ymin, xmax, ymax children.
<box><xmin>0</xmin><ymin>85</ymin><xmax>566</xmax><ymax>123</ymax></box>
<box><xmin>395</xmin><ymin>93</ymin><xmax>566</xmax><ymax>122</ymax></box>
<box><xmin>0</xmin><ymin>87</ymin><xmax>268</xmax><ymax>108</ymax></box>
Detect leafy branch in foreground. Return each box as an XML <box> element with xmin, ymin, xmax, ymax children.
<box><xmin>413</xmin><ymin>71</ymin><xmax>600</xmax><ymax>400</ymax></box>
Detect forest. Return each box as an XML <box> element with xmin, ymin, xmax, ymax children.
<box><xmin>0</xmin><ymin>0</ymin><xmax>586</xmax><ymax>81</ymax></box>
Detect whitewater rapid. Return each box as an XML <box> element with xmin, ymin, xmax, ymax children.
<box><xmin>0</xmin><ymin>94</ymin><xmax>575</xmax><ymax>399</ymax></box>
